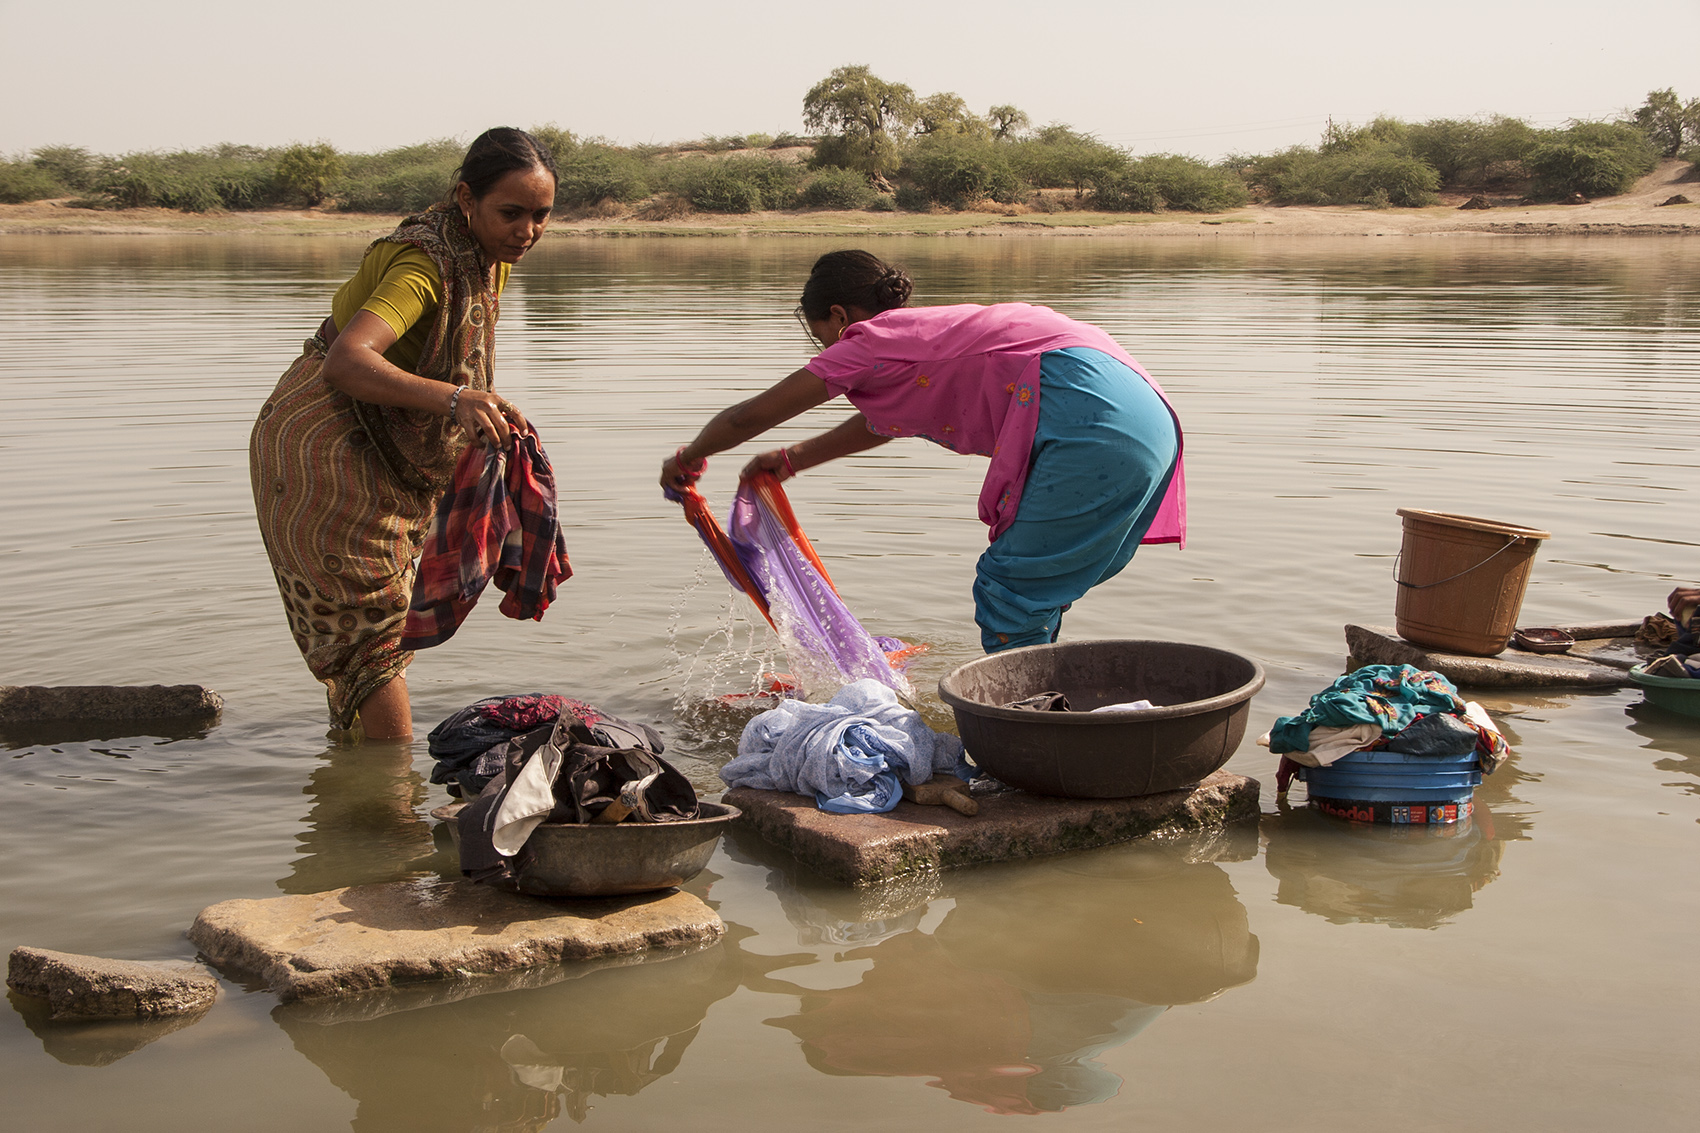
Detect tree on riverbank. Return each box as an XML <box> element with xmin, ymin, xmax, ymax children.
<box><xmin>1633</xmin><ymin>89</ymin><xmax>1700</xmax><ymax>159</ymax></box>
<box><xmin>803</xmin><ymin>65</ymin><xmax>917</xmax><ymax>179</ymax></box>
<box><xmin>275</xmin><ymin>143</ymin><xmax>342</xmax><ymax>207</ymax></box>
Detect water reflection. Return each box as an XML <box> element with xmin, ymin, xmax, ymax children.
<box><xmin>7</xmin><ymin>990</ymin><xmax>209</xmax><ymax>1067</ymax></box>
<box><xmin>1262</xmin><ymin>799</ymin><xmax>1528</xmax><ymax>929</ymax></box>
<box><xmin>1624</xmin><ymin>702</ymin><xmax>1700</xmax><ymax>801</ymax></box>
<box><xmin>755</xmin><ymin>841</ymin><xmax>1258</xmax><ymax>1115</ymax></box>
<box><xmin>279</xmin><ymin>739</ymin><xmax>445</xmax><ymax>895</ymax></box>
<box><xmin>276</xmin><ymin>928</ymin><xmax>747</xmax><ymax>1129</ymax></box>
<box><xmin>0</xmin><ymin>717</ymin><xmax>218</xmax><ymax>751</ymax></box>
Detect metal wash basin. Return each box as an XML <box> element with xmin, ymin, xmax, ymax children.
<box><xmin>434</xmin><ymin>801</ymin><xmax>740</xmax><ymax>897</ymax></box>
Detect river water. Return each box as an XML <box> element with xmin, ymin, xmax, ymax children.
<box><xmin>1</xmin><ymin>233</ymin><xmax>1696</xmax><ymax>1130</ymax></box>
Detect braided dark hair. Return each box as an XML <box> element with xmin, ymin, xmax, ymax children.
<box><xmin>798</xmin><ymin>250</ymin><xmax>914</xmax><ymax>322</ymax></box>
<box><xmin>454</xmin><ymin>127</ymin><xmax>558</xmax><ymax>200</ymax></box>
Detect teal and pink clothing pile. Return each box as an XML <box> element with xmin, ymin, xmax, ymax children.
<box><xmin>805</xmin><ymin>304</ymin><xmax>1184</xmax><ymax>651</ymax></box>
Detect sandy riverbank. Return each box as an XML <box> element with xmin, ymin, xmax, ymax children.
<box><xmin>4</xmin><ymin>161</ymin><xmax>1695</xmax><ymax>240</ymax></box>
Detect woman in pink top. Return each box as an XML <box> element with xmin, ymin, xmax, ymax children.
<box><xmin>661</xmin><ymin>251</ymin><xmax>1184</xmax><ymax>652</ymax></box>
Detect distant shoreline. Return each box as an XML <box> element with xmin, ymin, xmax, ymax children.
<box><xmin>3</xmin><ymin>170</ymin><xmax>1696</xmax><ymax>241</ymax></box>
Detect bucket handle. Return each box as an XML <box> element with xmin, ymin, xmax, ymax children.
<box><xmin>1394</xmin><ymin>535</ymin><xmax>1523</xmax><ymax>591</ymax></box>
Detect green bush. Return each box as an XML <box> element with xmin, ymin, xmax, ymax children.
<box><xmin>1245</xmin><ymin>142</ymin><xmax>1436</xmax><ymax>206</ymax></box>
<box><xmin>336</xmin><ymin>165</ymin><xmax>451</xmax><ymax>213</ymax></box>
<box><xmin>526</xmin><ymin>124</ymin><xmax>576</xmax><ymax>165</ymax></box>
<box><xmin>902</xmin><ymin>134</ymin><xmax>1024</xmax><ymax>208</ymax></box>
<box><xmin>0</xmin><ymin>159</ymin><xmax>66</xmax><ymax>203</ymax></box>
<box><xmin>664</xmin><ymin>155</ymin><xmax>801</xmax><ymax>212</ymax></box>
<box><xmin>335</xmin><ymin>139</ymin><xmax>461</xmax><ymax>212</ymax></box>
<box><xmin>554</xmin><ymin>142</ymin><xmax>651</xmax><ymax>207</ymax></box>
<box><xmin>727</xmin><ymin>157</ymin><xmax>804</xmax><ymax>209</ymax></box>
<box><xmin>1320</xmin><ymin>116</ymin><xmax>1409</xmax><ymax>154</ymax></box>
<box><xmin>1008</xmin><ymin>127</ymin><xmax>1127</xmax><ymax>196</ymax></box>
<box><xmin>799</xmin><ymin>167</ymin><xmax>873</xmax><ymax>209</ymax></box>
<box><xmin>810</xmin><ymin>132</ymin><xmax>902</xmax><ymax>179</ymax></box>
<box><xmin>275</xmin><ymin>142</ymin><xmax>342</xmax><ymax>206</ymax></box>
<box><xmin>1243</xmin><ymin>146</ymin><xmax>1334</xmax><ymax>204</ymax></box>
<box><xmin>1089</xmin><ymin>170</ymin><xmax>1161</xmax><ymax>212</ymax></box>
<box><xmin>1528</xmin><ymin>121</ymin><xmax>1657</xmax><ymax>198</ymax></box>
<box><xmin>1333</xmin><ymin>146</ymin><xmax>1439</xmax><ymax>206</ymax></box>
<box><xmin>28</xmin><ymin>145</ymin><xmax>97</xmax><ymax>191</ymax></box>
<box><xmin>1092</xmin><ymin>154</ymin><xmax>1247</xmax><ymax>212</ymax></box>
<box><xmin>1406</xmin><ymin>116</ymin><xmax>1537</xmax><ymax>189</ymax></box>
<box><xmin>79</xmin><ymin>149</ymin><xmax>290</xmax><ymax>212</ymax></box>
<box><xmin>684</xmin><ymin>166</ymin><xmax>762</xmax><ymax>213</ymax></box>
<box><xmin>893</xmin><ymin>185</ymin><xmax>932</xmax><ymax>211</ymax></box>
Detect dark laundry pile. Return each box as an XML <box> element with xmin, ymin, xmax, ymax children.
<box><xmin>427</xmin><ymin>693</ymin><xmax>660</xmax><ymax>798</ymax></box>
<box><xmin>1639</xmin><ymin>603</ymin><xmax>1700</xmax><ymax>679</ymax></box>
<box><xmin>429</xmin><ymin>694</ymin><xmax>697</xmax><ymax>890</ymax></box>
<box><xmin>1004</xmin><ymin>691</ymin><xmax>1156</xmax><ymax>713</ymax></box>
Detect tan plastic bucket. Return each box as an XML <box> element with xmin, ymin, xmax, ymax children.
<box><xmin>1393</xmin><ymin>509</ymin><xmax>1551</xmax><ymax>656</ymax></box>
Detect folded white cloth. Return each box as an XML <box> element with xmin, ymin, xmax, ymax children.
<box><xmin>1256</xmin><ymin>722</ymin><xmax>1382</xmax><ymax>768</ymax></box>
<box><xmin>490</xmin><ymin>730</ymin><xmax>564</xmax><ymax>856</ymax></box>
<box><xmin>1090</xmin><ymin>699</ymin><xmax>1155</xmax><ymax>713</ymax></box>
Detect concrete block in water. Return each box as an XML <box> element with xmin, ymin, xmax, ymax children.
<box><xmin>1344</xmin><ymin>623</ymin><xmax>1638</xmax><ymax>689</ymax></box>
<box><xmin>188</xmin><ymin>878</ymin><xmax>724</xmax><ymax>1001</ymax></box>
<box><xmin>6</xmin><ymin>946</ymin><xmax>219</xmax><ymax>1019</ymax></box>
<box><xmin>0</xmin><ymin>684</ymin><xmax>224</xmax><ymax>723</ymax></box>
<box><xmin>725</xmin><ymin>769</ymin><xmax>1259</xmax><ymax>887</ymax></box>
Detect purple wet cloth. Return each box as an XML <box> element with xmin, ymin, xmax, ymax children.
<box><xmin>725</xmin><ymin>483</ymin><xmax>907</xmax><ymax>695</ymax></box>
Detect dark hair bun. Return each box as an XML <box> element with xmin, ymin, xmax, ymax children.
<box><xmin>799</xmin><ymin>250</ymin><xmax>914</xmax><ymax>320</ymax></box>
<box><xmin>873</xmin><ymin>268</ymin><xmax>913</xmax><ymax>309</ymax></box>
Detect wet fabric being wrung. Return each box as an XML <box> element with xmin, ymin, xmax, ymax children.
<box><xmin>402</xmin><ymin>427</ymin><xmax>571</xmax><ymax>649</ymax></box>
<box><xmin>668</xmin><ymin>472</ymin><xmax>909</xmax><ymax>696</ymax></box>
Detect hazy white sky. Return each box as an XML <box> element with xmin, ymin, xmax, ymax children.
<box><xmin>2</xmin><ymin>0</ymin><xmax>1696</xmax><ymax>159</ymax></box>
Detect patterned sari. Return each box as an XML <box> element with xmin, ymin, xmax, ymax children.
<box><xmin>249</xmin><ymin>205</ymin><xmax>499</xmax><ymax>728</ymax></box>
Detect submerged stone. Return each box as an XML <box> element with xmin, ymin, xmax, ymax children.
<box><xmin>0</xmin><ymin>684</ymin><xmax>223</xmax><ymax>724</ymax></box>
<box><xmin>6</xmin><ymin>946</ymin><xmax>219</xmax><ymax>1019</ymax></box>
<box><xmin>725</xmin><ymin>769</ymin><xmax>1259</xmax><ymax>887</ymax></box>
<box><xmin>188</xmin><ymin>878</ymin><xmax>723</xmax><ymax>1001</ymax></box>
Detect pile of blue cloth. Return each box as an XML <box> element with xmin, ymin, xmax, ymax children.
<box><xmin>722</xmin><ymin>679</ymin><xmax>975</xmax><ymax>814</ymax></box>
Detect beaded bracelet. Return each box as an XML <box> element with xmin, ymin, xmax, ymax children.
<box><xmin>675</xmin><ymin>445</ymin><xmax>707</xmax><ymax>476</ymax></box>
<box><xmin>448</xmin><ymin>384</ymin><xmax>469</xmax><ymax>419</ymax></box>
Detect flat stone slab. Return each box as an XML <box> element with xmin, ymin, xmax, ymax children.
<box><xmin>7</xmin><ymin>946</ymin><xmax>219</xmax><ymax>1019</ymax></box>
<box><xmin>1346</xmin><ymin>622</ymin><xmax>1645</xmax><ymax>689</ymax></box>
<box><xmin>724</xmin><ymin>769</ymin><xmax>1259</xmax><ymax>887</ymax></box>
<box><xmin>0</xmin><ymin>684</ymin><xmax>223</xmax><ymax>724</ymax></box>
<box><xmin>188</xmin><ymin>878</ymin><xmax>723</xmax><ymax>1001</ymax></box>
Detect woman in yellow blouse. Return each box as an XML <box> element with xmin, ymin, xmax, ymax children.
<box><xmin>249</xmin><ymin>128</ymin><xmax>555</xmax><ymax>739</ymax></box>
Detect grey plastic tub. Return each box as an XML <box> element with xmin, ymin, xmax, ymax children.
<box><xmin>938</xmin><ymin>640</ymin><xmax>1265</xmax><ymax>799</ymax></box>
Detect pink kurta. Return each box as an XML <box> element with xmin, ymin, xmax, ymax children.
<box><xmin>805</xmin><ymin>303</ymin><xmax>1186</xmax><ymax>543</ymax></box>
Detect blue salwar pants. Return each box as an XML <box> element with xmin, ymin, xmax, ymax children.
<box><xmin>973</xmin><ymin>347</ymin><xmax>1179</xmax><ymax>653</ymax></box>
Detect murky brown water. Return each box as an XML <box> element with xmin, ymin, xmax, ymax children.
<box><xmin>1</xmin><ymin>234</ymin><xmax>1697</xmax><ymax>1130</ymax></box>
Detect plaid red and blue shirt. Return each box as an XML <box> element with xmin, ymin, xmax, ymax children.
<box><xmin>401</xmin><ymin>427</ymin><xmax>571</xmax><ymax>650</ymax></box>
